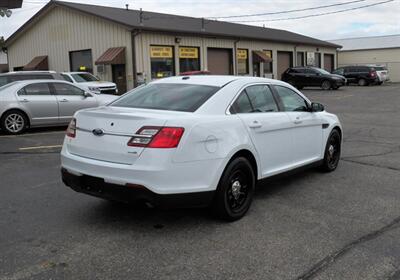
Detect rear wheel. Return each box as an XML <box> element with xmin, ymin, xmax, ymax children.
<box><xmin>321</xmin><ymin>80</ymin><xmax>331</xmax><ymax>90</ymax></box>
<box><xmin>213</xmin><ymin>157</ymin><xmax>255</xmax><ymax>221</ymax></box>
<box><xmin>358</xmin><ymin>78</ymin><xmax>367</xmax><ymax>86</ymax></box>
<box><xmin>0</xmin><ymin>110</ymin><xmax>28</xmax><ymax>135</ymax></box>
<box><xmin>320</xmin><ymin>129</ymin><xmax>341</xmax><ymax>172</ymax></box>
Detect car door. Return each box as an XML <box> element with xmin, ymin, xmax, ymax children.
<box><xmin>50</xmin><ymin>82</ymin><xmax>97</xmax><ymax>124</ymax></box>
<box><xmin>16</xmin><ymin>82</ymin><xmax>58</xmax><ymax>125</ymax></box>
<box><xmin>231</xmin><ymin>84</ymin><xmax>294</xmax><ymax>177</ymax></box>
<box><xmin>304</xmin><ymin>68</ymin><xmax>320</xmax><ymax>86</ymax></box>
<box><xmin>345</xmin><ymin>67</ymin><xmax>356</xmax><ymax>83</ymax></box>
<box><xmin>272</xmin><ymin>85</ymin><xmax>324</xmax><ymax>165</ymax></box>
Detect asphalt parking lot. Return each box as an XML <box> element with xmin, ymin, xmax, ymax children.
<box><xmin>1</xmin><ymin>84</ymin><xmax>400</xmax><ymax>280</ymax></box>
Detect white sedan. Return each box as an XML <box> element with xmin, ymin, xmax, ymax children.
<box><xmin>61</xmin><ymin>76</ymin><xmax>342</xmax><ymax>221</ymax></box>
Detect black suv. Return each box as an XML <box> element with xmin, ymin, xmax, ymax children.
<box><xmin>0</xmin><ymin>71</ymin><xmax>65</xmax><ymax>87</ymax></box>
<box><xmin>281</xmin><ymin>66</ymin><xmax>346</xmax><ymax>90</ymax></box>
<box><xmin>332</xmin><ymin>66</ymin><xmax>379</xmax><ymax>86</ymax></box>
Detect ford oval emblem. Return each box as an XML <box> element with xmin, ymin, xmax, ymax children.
<box><xmin>92</xmin><ymin>128</ymin><xmax>104</xmax><ymax>136</ymax></box>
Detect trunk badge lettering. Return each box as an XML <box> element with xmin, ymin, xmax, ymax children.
<box><xmin>92</xmin><ymin>128</ymin><xmax>105</xmax><ymax>136</ymax></box>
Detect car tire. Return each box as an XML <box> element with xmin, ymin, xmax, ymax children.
<box><xmin>358</xmin><ymin>79</ymin><xmax>367</xmax><ymax>86</ymax></box>
<box><xmin>213</xmin><ymin>157</ymin><xmax>255</xmax><ymax>221</ymax></box>
<box><xmin>0</xmin><ymin>110</ymin><xmax>28</xmax><ymax>135</ymax></box>
<box><xmin>321</xmin><ymin>80</ymin><xmax>331</xmax><ymax>90</ymax></box>
<box><xmin>378</xmin><ymin>81</ymin><xmax>383</xmax><ymax>85</ymax></box>
<box><xmin>320</xmin><ymin>129</ymin><xmax>341</xmax><ymax>172</ymax></box>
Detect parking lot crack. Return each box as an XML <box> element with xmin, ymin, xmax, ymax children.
<box><xmin>296</xmin><ymin>215</ymin><xmax>400</xmax><ymax>280</ymax></box>
<box><xmin>341</xmin><ymin>158</ymin><xmax>400</xmax><ymax>172</ymax></box>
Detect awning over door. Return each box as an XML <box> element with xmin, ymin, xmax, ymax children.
<box><xmin>252</xmin><ymin>51</ymin><xmax>272</xmax><ymax>63</ymax></box>
<box><xmin>24</xmin><ymin>56</ymin><xmax>48</xmax><ymax>70</ymax></box>
<box><xmin>95</xmin><ymin>47</ymin><xmax>125</xmax><ymax>65</ymax></box>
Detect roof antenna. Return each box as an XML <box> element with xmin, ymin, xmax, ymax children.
<box><xmin>125</xmin><ymin>4</ymin><xmax>129</xmax><ymax>10</ymax></box>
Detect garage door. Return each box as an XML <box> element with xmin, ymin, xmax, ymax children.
<box><xmin>324</xmin><ymin>54</ymin><xmax>334</xmax><ymax>72</ymax></box>
<box><xmin>277</xmin><ymin>51</ymin><xmax>293</xmax><ymax>80</ymax></box>
<box><xmin>207</xmin><ymin>48</ymin><xmax>233</xmax><ymax>75</ymax></box>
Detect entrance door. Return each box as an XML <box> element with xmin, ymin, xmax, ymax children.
<box><xmin>324</xmin><ymin>54</ymin><xmax>334</xmax><ymax>72</ymax></box>
<box><xmin>112</xmin><ymin>64</ymin><xmax>127</xmax><ymax>94</ymax></box>
<box><xmin>277</xmin><ymin>51</ymin><xmax>293</xmax><ymax>80</ymax></box>
<box><xmin>207</xmin><ymin>48</ymin><xmax>233</xmax><ymax>75</ymax></box>
<box><xmin>253</xmin><ymin>63</ymin><xmax>261</xmax><ymax>77</ymax></box>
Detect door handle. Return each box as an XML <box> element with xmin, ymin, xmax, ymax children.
<box><xmin>248</xmin><ymin>120</ymin><xmax>262</xmax><ymax>128</ymax></box>
<box><xmin>20</xmin><ymin>99</ymin><xmax>29</xmax><ymax>103</ymax></box>
<box><xmin>59</xmin><ymin>99</ymin><xmax>68</xmax><ymax>102</ymax></box>
<box><xmin>294</xmin><ymin>117</ymin><xmax>303</xmax><ymax>125</ymax></box>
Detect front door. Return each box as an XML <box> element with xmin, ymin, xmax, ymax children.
<box><xmin>16</xmin><ymin>82</ymin><xmax>58</xmax><ymax>125</ymax></box>
<box><xmin>231</xmin><ymin>84</ymin><xmax>294</xmax><ymax>177</ymax></box>
<box><xmin>112</xmin><ymin>64</ymin><xmax>127</xmax><ymax>94</ymax></box>
<box><xmin>272</xmin><ymin>85</ymin><xmax>323</xmax><ymax>165</ymax></box>
<box><xmin>50</xmin><ymin>82</ymin><xmax>97</xmax><ymax>124</ymax></box>
<box><xmin>252</xmin><ymin>63</ymin><xmax>260</xmax><ymax>77</ymax></box>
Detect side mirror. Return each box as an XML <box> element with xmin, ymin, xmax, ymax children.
<box><xmin>83</xmin><ymin>91</ymin><xmax>92</xmax><ymax>98</ymax></box>
<box><xmin>310</xmin><ymin>102</ymin><xmax>324</xmax><ymax>112</ymax></box>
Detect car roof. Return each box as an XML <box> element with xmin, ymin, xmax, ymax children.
<box><xmin>0</xmin><ymin>71</ymin><xmax>57</xmax><ymax>76</ymax></box>
<box><xmin>7</xmin><ymin>79</ymin><xmax>72</xmax><ymax>86</ymax></box>
<box><xmin>62</xmin><ymin>72</ymin><xmax>91</xmax><ymax>74</ymax></box>
<box><xmin>151</xmin><ymin>75</ymin><xmax>277</xmax><ymax>87</ymax></box>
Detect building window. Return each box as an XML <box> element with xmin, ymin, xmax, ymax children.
<box><xmin>150</xmin><ymin>45</ymin><xmax>174</xmax><ymax>79</ymax></box>
<box><xmin>69</xmin><ymin>49</ymin><xmax>93</xmax><ymax>73</ymax></box>
<box><xmin>296</xmin><ymin>52</ymin><xmax>304</xmax><ymax>66</ymax></box>
<box><xmin>263</xmin><ymin>50</ymin><xmax>273</xmax><ymax>74</ymax></box>
<box><xmin>179</xmin><ymin>47</ymin><xmax>200</xmax><ymax>73</ymax></box>
<box><xmin>315</xmin><ymin>52</ymin><xmax>321</xmax><ymax>67</ymax></box>
<box><xmin>237</xmin><ymin>49</ymin><xmax>249</xmax><ymax>75</ymax></box>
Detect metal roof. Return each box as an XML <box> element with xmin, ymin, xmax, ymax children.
<box><xmin>329</xmin><ymin>34</ymin><xmax>400</xmax><ymax>51</ymax></box>
<box><xmin>5</xmin><ymin>0</ymin><xmax>340</xmax><ymax>48</ymax></box>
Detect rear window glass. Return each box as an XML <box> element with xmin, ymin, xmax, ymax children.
<box><xmin>111</xmin><ymin>83</ymin><xmax>220</xmax><ymax>112</ymax></box>
<box><xmin>373</xmin><ymin>66</ymin><xmax>387</xmax><ymax>71</ymax></box>
<box><xmin>0</xmin><ymin>76</ymin><xmax>9</xmax><ymax>87</ymax></box>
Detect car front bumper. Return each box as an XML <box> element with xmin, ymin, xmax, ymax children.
<box><xmin>61</xmin><ymin>168</ymin><xmax>214</xmax><ymax>208</ymax></box>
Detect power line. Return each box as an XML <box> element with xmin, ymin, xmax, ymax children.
<box><xmin>228</xmin><ymin>0</ymin><xmax>394</xmax><ymax>23</ymax></box>
<box><xmin>209</xmin><ymin>0</ymin><xmax>368</xmax><ymax>19</ymax></box>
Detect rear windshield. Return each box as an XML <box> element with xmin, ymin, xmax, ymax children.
<box><xmin>111</xmin><ymin>83</ymin><xmax>220</xmax><ymax>112</ymax></box>
<box><xmin>373</xmin><ymin>66</ymin><xmax>387</xmax><ymax>71</ymax></box>
<box><xmin>71</xmin><ymin>73</ymin><xmax>99</xmax><ymax>83</ymax></box>
<box><xmin>0</xmin><ymin>76</ymin><xmax>9</xmax><ymax>87</ymax></box>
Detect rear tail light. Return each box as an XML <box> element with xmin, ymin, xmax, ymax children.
<box><xmin>369</xmin><ymin>70</ymin><xmax>377</xmax><ymax>77</ymax></box>
<box><xmin>66</xmin><ymin>118</ymin><xmax>76</xmax><ymax>138</ymax></box>
<box><xmin>127</xmin><ymin>126</ymin><xmax>184</xmax><ymax>148</ymax></box>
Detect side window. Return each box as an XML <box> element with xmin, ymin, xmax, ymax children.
<box><xmin>20</xmin><ymin>83</ymin><xmax>51</xmax><ymax>95</ymax></box>
<box><xmin>53</xmin><ymin>83</ymin><xmax>84</xmax><ymax>96</ymax></box>
<box><xmin>230</xmin><ymin>91</ymin><xmax>253</xmax><ymax>114</ymax></box>
<box><xmin>61</xmin><ymin>74</ymin><xmax>73</xmax><ymax>83</ymax></box>
<box><xmin>230</xmin><ymin>85</ymin><xmax>278</xmax><ymax>114</ymax></box>
<box><xmin>274</xmin><ymin>85</ymin><xmax>309</xmax><ymax>112</ymax></box>
<box><xmin>245</xmin><ymin>85</ymin><xmax>278</xmax><ymax>112</ymax></box>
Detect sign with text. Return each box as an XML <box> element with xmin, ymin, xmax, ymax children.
<box><xmin>237</xmin><ymin>49</ymin><xmax>248</xmax><ymax>60</ymax></box>
<box><xmin>150</xmin><ymin>46</ymin><xmax>173</xmax><ymax>58</ymax></box>
<box><xmin>179</xmin><ymin>47</ymin><xmax>199</xmax><ymax>59</ymax></box>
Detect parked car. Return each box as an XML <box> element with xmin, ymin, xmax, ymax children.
<box><xmin>0</xmin><ymin>80</ymin><xmax>117</xmax><ymax>134</ymax></box>
<box><xmin>61</xmin><ymin>76</ymin><xmax>342</xmax><ymax>221</ymax></box>
<box><xmin>332</xmin><ymin>65</ymin><xmax>379</xmax><ymax>86</ymax></box>
<box><xmin>0</xmin><ymin>71</ymin><xmax>65</xmax><ymax>87</ymax></box>
<box><xmin>369</xmin><ymin>65</ymin><xmax>389</xmax><ymax>84</ymax></box>
<box><xmin>281</xmin><ymin>66</ymin><xmax>345</xmax><ymax>90</ymax></box>
<box><xmin>61</xmin><ymin>72</ymin><xmax>118</xmax><ymax>95</ymax></box>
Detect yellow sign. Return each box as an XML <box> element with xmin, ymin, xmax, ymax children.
<box><xmin>79</xmin><ymin>66</ymin><xmax>86</xmax><ymax>71</ymax></box>
<box><xmin>150</xmin><ymin>46</ymin><xmax>173</xmax><ymax>58</ymax></box>
<box><xmin>237</xmin><ymin>49</ymin><xmax>248</xmax><ymax>60</ymax></box>
<box><xmin>263</xmin><ymin>50</ymin><xmax>272</xmax><ymax>58</ymax></box>
<box><xmin>179</xmin><ymin>47</ymin><xmax>198</xmax><ymax>59</ymax></box>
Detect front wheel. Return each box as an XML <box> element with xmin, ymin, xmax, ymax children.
<box><xmin>0</xmin><ymin>110</ymin><xmax>28</xmax><ymax>135</ymax></box>
<box><xmin>358</xmin><ymin>78</ymin><xmax>367</xmax><ymax>86</ymax></box>
<box><xmin>213</xmin><ymin>157</ymin><xmax>255</xmax><ymax>221</ymax></box>
<box><xmin>321</xmin><ymin>80</ymin><xmax>331</xmax><ymax>90</ymax></box>
<box><xmin>320</xmin><ymin>129</ymin><xmax>341</xmax><ymax>172</ymax></box>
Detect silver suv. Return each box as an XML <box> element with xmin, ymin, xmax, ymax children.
<box><xmin>0</xmin><ymin>71</ymin><xmax>65</xmax><ymax>87</ymax></box>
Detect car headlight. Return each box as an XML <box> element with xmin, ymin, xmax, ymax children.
<box><xmin>88</xmin><ymin>86</ymin><xmax>101</xmax><ymax>93</ymax></box>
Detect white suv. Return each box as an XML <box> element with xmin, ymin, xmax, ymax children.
<box><xmin>61</xmin><ymin>72</ymin><xmax>118</xmax><ymax>95</ymax></box>
<box><xmin>61</xmin><ymin>76</ymin><xmax>342</xmax><ymax>221</ymax></box>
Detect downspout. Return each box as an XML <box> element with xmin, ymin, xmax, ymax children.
<box><xmin>233</xmin><ymin>38</ymin><xmax>240</xmax><ymax>75</ymax></box>
<box><xmin>294</xmin><ymin>45</ymin><xmax>297</xmax><ymax>66</ymax></box>
<box><xmin>131</xmin><ymin>30</ymin><xmax>140</xmax><ymax>88</ymax></box>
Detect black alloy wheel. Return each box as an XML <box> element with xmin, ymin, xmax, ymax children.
<box><xmin>321</xmin><ymin>80</ymin><xmax>331</xmax><ymax>90</ymax></box>
<box><xmin>213</xmin><ymin>157</ymin><xmax>255</xmax><ymax>221</ymax></box>
<box><xmin>321</xmin><ymin>129</ymin><xmax>341</xmax><ymax>172</ymax></box>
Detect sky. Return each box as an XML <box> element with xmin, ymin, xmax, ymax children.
<box><xmin>0</xmin><ymin>0</ymin><xmax>399</xmax><ymax>41</ymax></box>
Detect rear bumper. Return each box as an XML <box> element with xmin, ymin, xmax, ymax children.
<box><xmin>61</xmin><ymin>168</ymin><xmax>214</xmax><ymax>208</ymax></box>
